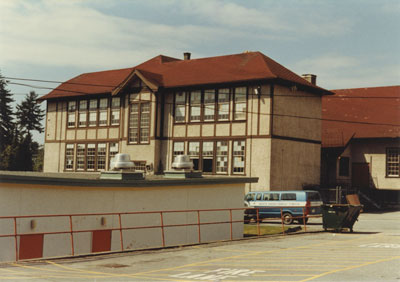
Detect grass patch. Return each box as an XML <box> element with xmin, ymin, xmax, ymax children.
<box><xmin>244</xmin><ymin>224</ymin><xmax>289</xmax><ymax>236</ymax></box>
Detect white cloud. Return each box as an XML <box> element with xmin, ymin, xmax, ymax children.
<box><xmin>292</xmin><ymin>54</ymin><xmax>400</xmax><ymax>89</ymax></box>
<box><xmin>0</xmin><ymin>0</ymin><xmax>238</xmax><ymax>69</ymax></box>
<box><xmin>295</xmin><ymin>54</ymin><xmax>359</xmax><ymax>72</ymax></box>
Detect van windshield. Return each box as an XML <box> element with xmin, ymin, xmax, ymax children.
<box><xmin>245</xmin><ymin>194</ymin><xmax>255</xmax><ymax>201</ymax></box>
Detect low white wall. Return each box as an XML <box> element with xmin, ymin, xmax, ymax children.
<box><xmin>0</xmin><ymin>175</ymin><xmax>253</xmax><ymax>262</ymax></box>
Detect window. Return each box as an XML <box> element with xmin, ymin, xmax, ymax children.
<box><xmin>216</xmin><ymin>141</ymin><xmax>228</xmax><ymax>173</ymax></box>
<box><xmin>387</xmin><ymin>148</ymin><xmax>400</xmax><ymax>177</ymax></box>
<box><xmin>86</xmin><ymin>144</ymin><xmax>96</xmax><ymax>170</ymax></box>
<box><xmin>88</xmin><ymin>99</ymin><xmax>98</xmax><ymax>127</ymax></box>
<box><xmin>78</xmin><ymin>100</ymin><xmax>87</xmax><ymax>127</ymax></box>
<box><xmin>129</xmin><ymin>103</ymin><xmax>139</xmax><ymax>143</ymax></box>
<box><xmin>140</xmin><ymin>103</ymin><xmax>150</xmax><ymax>143</ymax></box>
<box><xmin>232</xmin><ymin>140</ymin><xmax>245</xmax><ymax>174</ymax></box>
<box><xmin>173</xmin><ymin>142</ymin><xmax>184</xmax><ymax>158</ymax></box>
<box><xmin>217</xmin><ymin>89</ymin><xmax>230</xmax><ymax>120</ymax></box>
<box><xmin>111</xmin><ymin>97</ymin><xmax>120</xmax><ymax>125</ymax></box>
<box><xmin>339</xmin><ymin>157</ymin><xmax>350</xmax><ymax>177</ymax></box>
<box><xmin>67</xmin><ymin>101</ymin><xmax>76</xmax><ymax>128</ymax></box>
<box><xmin>109</xmin><ymin>143</ymin><xmax>119</xmax><ymax>169</ymax></box>
<box><xmin>190</xmin><ymin>91</ymin><xmax>201</xmax><ymax>122</ymax></box>
<box><xmin>174</xmin><ymin>92</ymin><xmax>186</xmax><ymax>123</ymax></box>
<box><xmin>97</xmin><ymin>143</ymin><xmax>106</xmax><ymax>170</ymax></box>
<box><xmin>65</xmin><ymin>144</ymin><xmax>74</xmax><ymax>170</ymax></box>
<box><xmin>281</xmin><ymin>193</ymin><xmax>297</xmax><ymax>200</ymax></box>
<box><xmin>76</xmin><ymin>144</ymin><xmax>86</xmax><ymax>170</ymax></box>
<box><xmin>133</xmin><ymin>161</ymin><xmax>146</xmax><ymax>171</ymax></box>
<box><xmin>129</xmin><ymin>96</ymin><xmax>150</xmax><ymax>144</ymax></box>
<box><xmin>188</xmin><ymin>141</ymin><xmax>200</xmax><ymax>170</ymax></box>
<box><xmin>234</xmin><ymin>87</ymin><xmax>247</xmax><ymax>120</ymax></box>
<box><xmin>202</xmin><ymin>141</ymin><xmax>214</xmax><ymax>173</ymax></box>
<box><xmin>203</xmin><ymin>90</ymin><xmax>215</xmax><ymax>121</ymax></box>
<box><xmin>98</xmin><ymin>98</ymin><xmax>108</xmax><ymax>126</ymax></box>
<box><xmin>66</xmin><ymin>142</ymin><xmax>118</xmax><ymax>172</ymax></box>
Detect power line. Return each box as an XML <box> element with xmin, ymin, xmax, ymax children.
<box><xmin>4</xmin><ymin>76</ymin><xmax>116</xmax><ymax>88</ymax></box>
<box><xmin>4</xmin><ymin>77</ymin><xmax>400</xmax><ymax>127</ymax></box>
<box><xmin>5</xmin><ymin>76</ymin><xmax>400</xmax><ymax>99</ymax></box>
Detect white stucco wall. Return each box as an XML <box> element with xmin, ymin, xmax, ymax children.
<box><xmin>350</xmin><ymin>139</ymin><xmax>400</xmax><ymax>190</ymax></box>
<box><xmin>0</xmin><ymin>177</ymin><xmax>248</xmax><ymax>262</ymax></box>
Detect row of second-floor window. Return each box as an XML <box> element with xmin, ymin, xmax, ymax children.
<box><xmin>67</xmin><ymin>97</ymin><xmax>121</xmax><ymax>128</ymax></box>
<box><xmin>387</xmin><ymin>148</ymin><xmax>400</xmax><ymax>177</ymax></box>
<box><xmin>174</xmin><ymin>87</ymin><xmax>247</xmax><ymax>123</ymax></box>
<box><xmin>172</xmin><ymin>140</ymin><xmax>246</xmax><ymax>175</ymax></box>
<box><xmin>65</xmin><ymin>142</ymin><xmax>119</xmax><ymax>171</ymax></box>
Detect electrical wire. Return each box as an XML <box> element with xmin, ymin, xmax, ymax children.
<box><xmin>4</xmin><ymin>76</ymin><xmax>400</xmax><ymax>99</ymax></box>
<box><xmin>3</xmin><ymin>77</ymin><xmax>400</xmax><ymax>127</ymax></box>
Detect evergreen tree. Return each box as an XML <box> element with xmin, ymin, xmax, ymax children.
<box><xmin>0</xmin><ymin>72</ymin><xmax>15</xmax><ymax>152</ymax></box>
<box><xmin>16</xmin><ymin>91</ymin><xmax>44</xmax><ymax>135</ymax></box>
<box><xmin>13</xmin><ymin>133</ymin><xmax>33</xmax><ymax>171</ymax></box>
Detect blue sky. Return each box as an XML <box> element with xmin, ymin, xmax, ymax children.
<box><xmin>1</xmin><ymin>0</ymin><xmax>399</xmax><ymax>143</ymax></box>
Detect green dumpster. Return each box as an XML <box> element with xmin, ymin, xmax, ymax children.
<box><xmin>322</xmin><ymin>204</ymin><xmax>363</xmax><ymax>232</ymax></box>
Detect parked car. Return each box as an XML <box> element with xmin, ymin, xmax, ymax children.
<box><xmin>244</xmin><ymin>190</ymin><xmax>323</xmax><ymax>224</ymax></box>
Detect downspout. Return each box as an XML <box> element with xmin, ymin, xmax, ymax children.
<box><xmin>249</xmin><ymin>87</ymin><xmax>253</xmax><ymax>191</ymax></box>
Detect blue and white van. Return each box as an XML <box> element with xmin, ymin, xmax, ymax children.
<box><xmin>244</xmin><ymin>190</ymin><xmax>323</xmax><ymax>224</ymax></box>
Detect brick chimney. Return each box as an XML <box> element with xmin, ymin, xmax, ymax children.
<box><xmin>183</xmin><ymin>52</ymin><xmax>191</xmax><ymax>60</ymax></box>
<box><xmin>302</xmin><ymin>74</ymin><xmax>317</xmax><ymax>85</ymax></box>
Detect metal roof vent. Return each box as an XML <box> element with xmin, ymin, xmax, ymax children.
<box><xmin>171</xmin><ymin>155</ymin><xmax>194</xmax><ymax>170</ymax></box>
<box><xmin>110</xmin><ymin>153</ymin><xmax>135</xmax><ymax>171</ymax></box>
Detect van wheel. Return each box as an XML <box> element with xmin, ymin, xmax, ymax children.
<box><xmin>282</xmin><ymin>213</ymin><xmax>293</xmax><ymax>225</ymax></box>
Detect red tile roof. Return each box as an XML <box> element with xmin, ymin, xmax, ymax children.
<box><xmin>39</xmin><ymin>52</ymin><xmax>331</xmax><ymax>101</ymax></box>
<box><xmin>322</xmin><ymin>85</ymin><xmax>400</xmax><ymax>147</ymax></box>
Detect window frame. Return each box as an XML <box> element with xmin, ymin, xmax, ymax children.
<box><xmin>232</xmin><ymin>140</ymin><xmax>246</xmax><ymax>174</ymax></box>
<box><xmin>217</xmin><ymin>88</ymin><xmax>230</xmax><ymax>121</ymax></box>
<box><xmin>174</xmin><ymin>92</ymin><xmax>186</xmax><ymax>123</ymax></box>
<box><xmin>65</xmin><ymin>144</ymin><xmax>75</xmax><ymax>170</ymax></box>
<box><xmin>233</xmin><ymin>87</ymin><xmax>247</xmax><ymax>121</ymax></box>
<box><xmin>67</xmin><ymin>101</ymin><xmax>77</xmax><ymax>128</ymax></box>
<box><xmin>111</xmin><ymin>97</ymin><xmax>121</xmax><ymax>126</ymax></box>
<box><xmin>128</xmin><ymin>94</ymin><xmax>151</xmax><ymax>145</ymax></box>
<box><xmin>189</xmin><ymin>90</ymin><xmax>202</xmax><ymax>122</ymax></box>
<box><xmin>386</xmin><ymin>148</ymin><xmax>400</xmax><ymax>178</ymax></box>
<box><xmin>78</xmin><ymin>100</ymin><xmax>88</xmax><ymax>127</ymax></box>
<box><xmin>203</xmin><ymin>89</ymin><xmax>216</xmax><ymax>122</ymax></box>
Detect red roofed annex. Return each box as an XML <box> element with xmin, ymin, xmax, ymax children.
<box><xmin>321</xmin><ymin>86</ymin><xmax>400</xmax><ymax>205</ymax></box>
<box><xmin>39</xmin><ymin>51</ymin><xmax>331</xmax><ymax>191</ymax></box>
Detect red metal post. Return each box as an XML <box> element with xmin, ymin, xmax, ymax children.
<box><xmin>160</xmin><ymin>212</ymin><xmax>165</xmax><ymax>248</ymax></box>
<box><xmin>302</xmin><ymin>207</ymin><xmax>307</xmax><ymax>232</ymax></box>
<box><xmin>280</xmin><ymin>208</ymin><xmax>285</xmax><ymax>235</ymax></box>
<box><xmin>118</xmin><ymin>214</ymin><xmax>124</xmax><ymax>251</ymax></box>
<box><xmin>13</xmin><ymin>217</ymin><xmax>18</xmax><ymax>261</ymax></box>
<box><xmin>197</xmin><ymin>210</ymin><xmax>201</xmax><ymax>243</ymax></box>
<box><xmin>229</xmin><ymin>209</ymin><xmax>233</xmax><ymax>240</ymax></box>
<box><xmin>69</xmin><ymin>216</ymin><xmax>75</xmax><ymax>256</ymax></box>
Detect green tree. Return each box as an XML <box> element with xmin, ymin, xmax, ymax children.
<box><xmin>13</xmin><ymin>133</ymin><xmax>34</xmax><ymax>171</ymax></box>
<box><xmin>16</xmin><ymin>91</ymin><xmax>44</xmax><ymax>135</ymax></box>
<box><xmin>0</xmin><ymin>72</ymin><xmax>15</xmax><ymax>152</ymax></box>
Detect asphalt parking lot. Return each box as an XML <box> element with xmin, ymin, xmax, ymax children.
<box><xmin>1</xmin><ymin>211</ymin><xmax>399</xmax><ymax>282</ymax></box>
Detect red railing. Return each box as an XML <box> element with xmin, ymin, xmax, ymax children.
<box><xmin>0</xmin><ymin>207</ymin><xmax>321</xmax><ymax>261</ymax></box>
